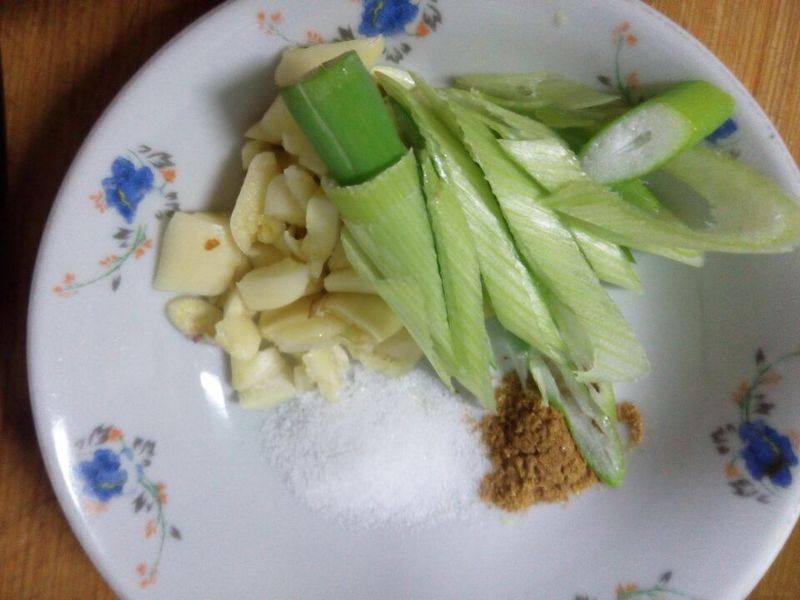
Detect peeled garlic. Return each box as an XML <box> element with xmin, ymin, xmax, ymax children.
<box><xmin>241</xmin><ymin>139</ymin><xmax>271</xmax><ymax>170</ymax></box>
<box><xmin>348</xmin><ymin>328</ymin><xmax>422</xmax><ymax>376</ymax></box>
<box><xmin>259</xmin><ymin>96</ymin><xmax>293</xmax><ymax>145</ymax></box>
<box><xmin>302</xmin><ymin>344</ymin><xmax>349</xmax><ymax>402</ymax></box>
<box><xmin>259</xmin><ymin>296</ymin><xmax>316</xmax><ymax>335</ymax></box>
<box><xmin>214</xmin><ymin>316</ymin><xmax>260</xmax><ymax>360</ymax></box>
<box><xmin>323</xmin><ymin>268</ymin><xmax>375</xmax><ymax>294</ymax></box>
<box><xmin>283</xmin><ymin>165</ymin><xmax>318</xmax><ymax>208</ymax></box>
<box><xmin>302</xmin><ymin>194</ymin><xmax>339</xmax><ymax>279</ymax></box>
<box><xmin>231</xmin><ymin>347</ymin><xmax>288</xmax><ymax>391</ymax></box>
<box><xmin>319</xmin><ymin>293</ymin><xmax>401</xmax><ymax>343</ymax></box>
<box><xmin>222</xmin><ymin>287</ymin><xmax>254</xmax><ymax>320</ymax></box>
<box><xmin>236</xmin><ymin>258</ymin><xmax>311</xmax><ymax>311</ymax></box>
<box><xmin>265</xmin><ymin>174</ymin><xmax>306</xmax><ymax>226</ymax></box>
<box><xmin>293</xmin><ymin>364</ymin><xmax>314</xmax><ymax>392</ymax></box>
<box><xmin>155</xmin><ymin>212</ymin><xmax>246</xmax><ymax>296</ymax></box>
<box><xmin>274</xmin><ymin>37</ymin><xmax>385</xmax><ymax>87</ymax></box>
<box><xmin>166</xmin><ymin>297</ymin><xmax>222</xmax><ymax>339</ymax></box>
<box><xmin>326</xmin><ymin>238</ymin><xmax>350</xmax><ymax>271</ymax></box>
<box><xmin>264</xmin><ymin>314</ymin><xmax>346</xmax><ymax>353</ymax></box>
<box><xmin>248</xmin><ymin>243</ymin><xmax>285</xmax><ymax>268</ymax></box>
<box><xmin>230</xmin><ymin>152</ymin><xmax>279</xmax><ymax>255</ymax></box>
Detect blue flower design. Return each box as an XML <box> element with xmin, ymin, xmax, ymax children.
<box><xmin>102</xmin><ymin>157</ymin><xmax>154</xmax><ymax>223</ymax></box>
<box><xmin>706</xmin><ymin>118</ymin><xmax>738</xmax><ymax>143</ymax></box>
<box><xmin>739</xmin><ymin>419</ymin><xmax>798</xmax><ymax>487</ymax></box>
<box><xmin>359</xmin><ymin>0</ymin><xmax>419</xmax><ymax>36</ymax></box>
<box><xmin>78</xmin><ymin>448</ymin><xmax>128</xmax><ymax>502</ymax></box>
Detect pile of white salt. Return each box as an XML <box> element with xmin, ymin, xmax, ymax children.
<box><xmin>261</xmin><ymin>364</ymin><xmax>490</xmax><ymax>526</ymax></box>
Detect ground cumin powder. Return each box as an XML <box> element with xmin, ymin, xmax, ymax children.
<box><xmin>479</xmin><ymin>372</ymin><xmax>597</xmax><ymax>511</ymax></box>
<box><xmin>617</xmin><ymin>401</ymin><xmax>644</xmax><ymax>445</ymax></box>
<box><xmin>479</xmin><ymin>373</ymin><xmax>645</xmax><ymax>512</ymax></box>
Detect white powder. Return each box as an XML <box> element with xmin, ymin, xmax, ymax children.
<box><xmin>261</xmin><ymin>364</ymin><xmax>490</xmax><ymax>527</ymax></box>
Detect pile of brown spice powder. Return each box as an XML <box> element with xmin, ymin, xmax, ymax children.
<box><xmin>617</xmin><ymin>401</ymin><xmax>644</xmax><ymax>445</ymax></box>
<box><xmin>478</xmin><ymin>372</ymin><xmax>597</xmax><ymax>511</ymax></box>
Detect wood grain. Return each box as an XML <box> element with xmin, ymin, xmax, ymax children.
<box><xmin>0</xmin><ymin>1</ymin><xmax>798</xmax><ymax>598</ymax></box>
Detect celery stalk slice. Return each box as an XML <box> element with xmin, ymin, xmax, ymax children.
<box><xmin>529</xmin><ymin>352</ymin><xmax>626</xmax><ymax>487</ymax></box>
<box><xmin>571</xmin><ymin>228</ymin><xmax>641</xmax><ymax>291</ymax></box>
<box><xmin>543</xmin><ymin>180</ymin><xmax>707</xmax><ymax>249</ymax></box>
<box><xmin>281</xmin><ymin>51</ymin><xmax>406</xmax><ymax>185</ymax></box>
<box><xmin>611</xmin><ymin>179</ymin><xmax>705</xmax><ymax>266</ymax></box>
<box><xmin>423</xmin><ymin>82</ymin><xmax>648</xmax><ymax>382</ymax></box>
<box><xmin>420</xmin><ymin>153</ymin><xmax>495</xmax><ymax>409</ymax></box>
<box><xmin>377</xmin><ymin>71</ymin><xmax>566</xmax><ymax>361</ymax></box>
<box><xmin>580</xmin><ymin>81</ymin><xmax>735</xmax><ymax>183</ymax></box>
<box><xmin>325</xmin><ymin>152</ymin><xmax>454</xmax><ymax>385</ymax></box>
<box><xmin>657</xmin><ymin>146</ymin><xmax>800</xmax><ymax>252</ymax></box>
<box><xmin>340</xmin><ymin>230</ymin><xmax>451</xmax><ymax>383</ymax></box>
<box><xmin>497</xmin><ymin>138</ymin><xmax>641</xmax><ymax>291</ymax></box>
<box><xmin>452</xmin><ymin>72</ymin><xmax>621</xmax><ymax>110</ymax></box>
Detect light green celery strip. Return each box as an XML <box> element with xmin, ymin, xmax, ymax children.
<box><xmin>452</xmin><ymin>72</ymin><xmax>621</xmax><ymax>110</ymax></box>
<box><xmin>376</xmin><ymin>71</ymin><xmax>565</xmax><ymax>361</ymax></box>
<box><xmin>580</xmin><ymin>81</ymin><xmax>734</xmax><ymax>183</ymax></box>
<box><xmin>326</xmin><ymin>152</ymin><xmax>453</xmax><ymax>384</ymax></box>
<box><xmin>659</xmin><ymin>146</ymin><xmax>800</xmax><ymax>252</ymax></box>
<box><xmin>420</xmin><ymin>153</ymin><xmax>495</xmax><ymax>409</ymax></box>
<box><xmin>448</xmin><ymin>92</ymin><xmax>640</xmax><ymax>288</ymax></box>
<box><xmin>530</xmin><ymin>352</ymin><xmax>626</xmax><ymax>486</ymax></box>
<box><xmin>542</xmin><ymin>180</ymin><xmax>709</xmax><ymax>249</ymax></box>
<box><xmin>423</xmin><ymin>82</ymin><xmax>648</xmax><ymax>382</ymax></box>
<box><xmin>340</xmin><ymin>231</ymin><xmax>450</xmax><ymax>382</ymax></box>
<box><xmin>498</xmin><ymin>138</ymin><xmax>641</xmax><ymax>290</ymax></box>
<box><xmin>611</xmin><ymin>179</ymin><xmax>704</xmax><ymax>266</ymax></box>
<box><xmin>443</xmin><ymin>88</ymin><xmax>556</xmax><ymax>141</ymax></box>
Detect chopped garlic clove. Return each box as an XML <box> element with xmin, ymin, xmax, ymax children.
<box><xmin>319</xmin><ymin>293</ymin><xmax>401</xmax><ymax>343</ymax></box>
<box><xmin>166</xmin><ymin>296</ymin><xmax>222</xmax><ymax>340</ymax></box>
<box><xmin>265</xmin><ymin>174</ymin><xmax>306</xmax><ymax>226</ymax></box>
<box><xmin>323</xmin><ymin>268</ymin><xmax>375</xmax><ymax>294</ymax></box>
<box><xmin>214</xmin><ymin>316</ymin><xmax>261</xmax><ymax>360</ymax></box>
<box><xmin>222</xmin><ymin>287</ymin><xmax>254</xmax><ymax>320</ymax></box>
<box><xmin>326</xmin><ymin>238</ymin><xmax>350</xmax><ymax>271</ymax></box>
<box><xmin>302</xmin><ymin>345</ymin><xmax>349</xmax><ymax>402</ymax></box>
<box><xmin>241</xmin><ymin>139</ymin><xmax>271</xmax><ymax>170</ymax></box>
<box><xmin>264</xmin><ymin>314</ymin><xmax>346</xmax><ymax>353</ymax></box>
<box><xmin>231</xmin><ymin>347</ymin><xmax>288</xmax><ymax>391</ymax></box>
<box><xmin>236</xmin><ymin>258</ymin><xmax>310</xmax><ymax>311</ymax></box>
<box><xmin>230</xmin><ymin>151</ymin><xmax>279</xmax><ymax>255</ymax></box>
<box><xmin>302</xmin><ymin>194</ymin><xmax>340</xmax><ymax>279</ymax></box>
<box><xmin>274</xmin><ymin>37</ymin><xmax>385</xmax><ymax>87</ymax></box>
<box><xmin>155</xmin><ymin>212</ymin><xmax>247</xmax><ymax>296</ymax></box>
<box><xmin>283</xmin><ymin>165</ymin><xmax>318</xmax><ymax>208</ymax></box>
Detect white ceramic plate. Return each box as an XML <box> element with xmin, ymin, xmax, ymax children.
<box><xmin>29</xmin><ymin>1</ymin><xmax>800</xmax><ymax>598</ymax></box>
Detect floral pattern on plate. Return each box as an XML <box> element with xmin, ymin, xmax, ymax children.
<box><xmin>711</xmin><ymin>348</ymin><xmax>800</xmax><ymax>503</ymax></box>
<box><xmin>258</xmin><ymin>0</ymin><xmax>442</xmax><ymax>63</ymax></box>
<box><xmin>53</xmin><ymin>145</ymin><xmax>180</xmax><ymax>297</ymax></box>
<box><xmin>575</xmin><ymin>570</ymin><xmax>698</xmax><ymax>600</ymax></box>
<box><xmin>75</xmin><ymin>425</ymin><xmax>181</xmax><ymax>590</ymax></box>
<box><xmin>597</xmin><ymin>21</ymin><xmax>739</xmax><ymax>154</ymax></box>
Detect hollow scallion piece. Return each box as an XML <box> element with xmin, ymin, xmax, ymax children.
<box><xmin>580</xmin><ymin>81</ymin><xmax>735</xmax><ymax>183</ymax></box>
<box><xmin>656</xmin><ymin>146</ymin><xmax>800</xmax><ymax>252</ymax></box>
<box><xmin>452</xmin><ymin>72</ymin><xmax>621</xmax><ymax>110</ymax></box>
<box><xmin>281</xmin><ymin>51</ymin><xmax>406</xmax><ymax>185</ymax></box>
<box><xmin>529</xmin><ymin>352</ymin><xmax>626</xmax><ymax>487</ymax></box>
<box><xmin>420</xmin><ymin>79</ymin><xmax>648</xmax><ymax>382</ymax></box>
<box><xmin>496</xmin><ymin>138</ymin><xmax>641</xmax><ymax>291</ymax></box>
<box><xmin>420</xmin><ymin>153</ymin><xmax>495</xmax><ymax>409</ymax></box>
<box><xmin>377</xmin><ymin>70</ymin><xmax>566</xmax><ymax>362</ymax></box>
<box><xmin>325</xmin><ymin>152</ymin><xmax>454</xmax><ymax>386</ymax></box>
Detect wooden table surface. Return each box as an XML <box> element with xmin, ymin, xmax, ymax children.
<box><xmin>1</xmin><ymin>1</ymin><xmax>799</xmax><ymax>597</ymax></box>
